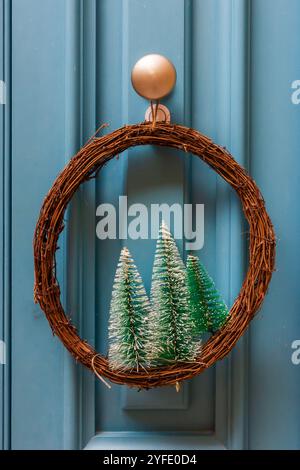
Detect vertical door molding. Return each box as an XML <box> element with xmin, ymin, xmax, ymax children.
<box><xmin>64</xmin><ymin>0</ymin><xmax>97</xmax><ymax>449</ymax></box>
<box><xmin>0</xmin><ymin>0</ymin><xmax>11</xmax><ymax>451</ymax></box>
<box><xmin>226</xmin><ymin>0</ymin><xmax>250</xmax><ymax>450</ymax></box>
<box><xmin>214</xmin><ymin>0</ymin><xmax>250</xmax><ymax>449</ymax></box>
<box><xmin>63</xmin><ymin>0</ymin><xmax>83</xmax><ymax>450</ymax></box>
<box><xmin>77</xmin><ymin>0</ymin><xmax>98</xmax><ymax>449</ymax></box>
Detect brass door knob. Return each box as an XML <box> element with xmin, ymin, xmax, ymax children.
<box><xmin>131</xmin><ymin>54</ymin><xmax>176</xmax><ymax>101</ymax></box>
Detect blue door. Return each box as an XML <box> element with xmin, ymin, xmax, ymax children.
<box><xmin>1</xmin><ymin>0</ymin><xmax>300</xmax><ymax>450</ymax></box>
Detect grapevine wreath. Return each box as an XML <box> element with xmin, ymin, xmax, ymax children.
<box><xmin>33</xmin><ymin>122</ymin><xmax>275</xmax><ymax>389</ymax></box>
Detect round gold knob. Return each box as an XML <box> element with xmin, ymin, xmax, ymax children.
<box><xmin>131</xmin><ymin>54</ymin><xmax>176</xmax><ymax>101</ymax></box>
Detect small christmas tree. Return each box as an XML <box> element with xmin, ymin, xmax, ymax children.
<box><xmin>186</xmin><ymin>255</ymin><xmax>229</xmax><ymax>334</ymax></box>
<box><xmin>108</xmin><ymin>247</ymin><xmax>151</xmax><ymax>372</ymax></box>
<box><xmin>186</xmin><ymin>255</ymin><xmax>208</xmax><ymax>335</ymax></box>
<box><xmin>147</xmin><ymin>222</ymin><xmax>201</xmax><ymax>365</ymax></box>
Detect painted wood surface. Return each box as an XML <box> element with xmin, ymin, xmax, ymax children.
<box><xmin>0</xmin><ymin>0</ymin><xmax>299</xmax><ymax>449</ymax></box>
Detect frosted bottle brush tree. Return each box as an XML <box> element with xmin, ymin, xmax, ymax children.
<box><xmin>148</xmin><ymin>222</ymin><xmax>201</xmax><ymax>365</ymax></box>
<box><xmin>186</xmin><ymin>255</ymin><xmax>229</xmax><ymax>334</ymax></box>
<box><xmin>108</xmin><ymin>247</ymin><xmax>151</xmax><ymax>372</ymax></box>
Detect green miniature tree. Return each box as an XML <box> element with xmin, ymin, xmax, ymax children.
<box><xmin>108</xmin><ymin>247</ymin><xmax>151</xmax><ymax>372</ymax></box>
<box><xmin>186</xmin><ymin>254</ymin><xmax>229</xmax><ymax>334</ymax></box>
<box><xmin>186</xmin><ymin>255</ymin><xmax>208</xmax><ymax>335</ymax></box>
<box><xmin>147</xmin><ymin>222</ymin><xmax>201</xmax><ymax>365</ymax></box>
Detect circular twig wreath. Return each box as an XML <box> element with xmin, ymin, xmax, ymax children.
<box><xmin>33</xmin><ymin>122</ymin><xmax>275</xmax><ymax>389</ymax></box>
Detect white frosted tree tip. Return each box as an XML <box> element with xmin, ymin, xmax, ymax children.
<box><xmin>161</xmin><ymin>220</ymin><xmax>169</xmax><ymax>229</ymax></box>
<box><xmin>120</xmin><ymin>246</ymin><xmax>130</xmax><ymax>256</ymax></box>
<box><xmin>160</xmin><ymin>221</ymin><xmax>172</xmax><ymax>239</ymax></box>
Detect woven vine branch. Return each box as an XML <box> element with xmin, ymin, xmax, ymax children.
<box><xmin>33</xmin><ymin>122</ymin><xmax>275</xmax><ymax>389</ymax></box>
